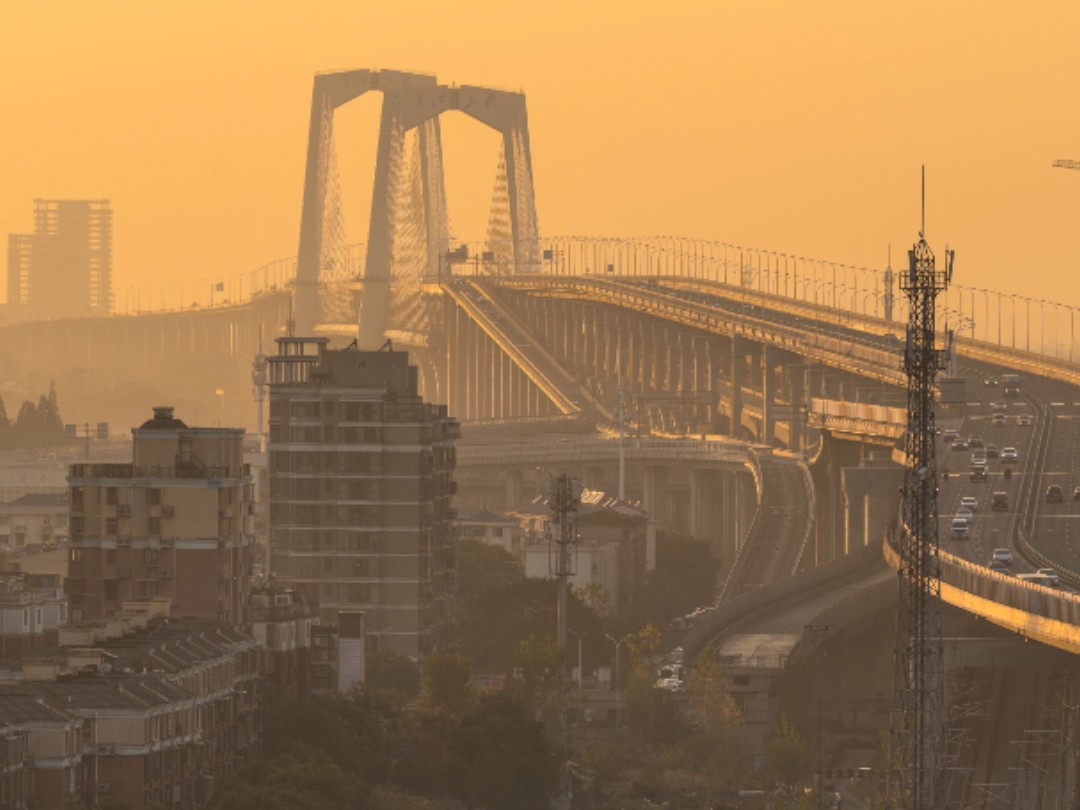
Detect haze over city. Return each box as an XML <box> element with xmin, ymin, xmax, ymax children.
<box><xmin>1</xmin><ymin>2</ymin><xmax>1079</xmax><ymax>308</ymax></box>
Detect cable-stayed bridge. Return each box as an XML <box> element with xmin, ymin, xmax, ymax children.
<box><xmin>5</xmin><ymin>67</ymin><xmax>1080</xmax><ymax>802</ymax></box>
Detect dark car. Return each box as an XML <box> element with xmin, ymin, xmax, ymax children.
<box><xmin>969</xmin><ymin>435</ymin><xmax>985</xmax><ymax>449</ymax></box>
<box><xmin>1048</xmin><ymin>485</ymin><xmax>1064</xmax><ymax>503</ymax></box>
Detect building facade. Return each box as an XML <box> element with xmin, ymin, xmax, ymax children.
<box><xmin>66</xmin><ymin>407</ymin><xmax>254</xmax><ymax>625</ymax></box>
<box><xmin>6</xmin><ymin>199</ymin><xmax>112</xmax><ymax>319</ymax></box>
<box><xmin>0</xmin><ymin>493</ymin><xmax>68</xmax><ymax>550</ymax></box>
<box><xmin>268</xmin><ymin>338</ymin><xmax>459</xmax><ymax>659</ymax></box>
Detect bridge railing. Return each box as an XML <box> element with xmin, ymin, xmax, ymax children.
<box><xmin>528</xmin><ymin>236</ymin><xmax>1080</xmax><ymax>370</ymax></box>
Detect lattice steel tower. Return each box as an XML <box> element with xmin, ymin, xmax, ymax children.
<box><xmin>887</xmin><ymin>168</ymin><xmax>953</xmax><ymax>809</ymax></box>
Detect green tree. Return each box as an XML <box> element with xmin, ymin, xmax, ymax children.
<box><xmin>15</xmin><ymin>400</ymin><xmax>36</xmax><ymax>429</ymax></box>
<box><xmin>422</xmin><ymin>651</ymin><xmax>474</xmax><ymax>716</ymax></box>
<box><xmin>447</xmin><ymin>692</ymin><xmax>554</xmax><ymax>810</ymax></box>
<box><xmin>456</xmin><ymin>538</ymin><xmax>522</xmax><ymax>598</ymax></box>
<box><xmin>631</xmin><ymin>531</ymin><xmax>718</xmax><ymax>628</ymax></box>
<box><xmin>766</xmin><ymin>716</ymin><xmax>812</xmax><ymax>788</ymax></box>
<box><xmin>366</xmin><ymin>650</ymin><xmax>421</xmax><ymax>698</ymax></box>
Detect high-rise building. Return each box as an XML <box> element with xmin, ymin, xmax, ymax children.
<box><xmin>66</xmin><ymin>407</ymin><xmax>254</xmax><ymax>624</ymax></box>
<box><xmin>268</xmin><ymin>337</ymin><xmax>459</xmax><ymax>659</ymax></box>
<box><xmin>6</xmin><ymin>199</ymin><xmax>112</xmax><ymax>317</ymax></box>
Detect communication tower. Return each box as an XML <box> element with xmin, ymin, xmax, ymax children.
<box><xmin>887</xmin><ymin>168</ymin><xmax>953</xmax><ymax>809</ymax></box>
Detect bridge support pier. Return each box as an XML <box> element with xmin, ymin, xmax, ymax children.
<box><xmin>729</xmin><ymin>336</ymin><xmax>746</xmax><ymax>440</ymax></box>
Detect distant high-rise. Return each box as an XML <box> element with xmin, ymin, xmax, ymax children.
<box><xmin>268</xmin><ymin>338</ymin><xmax>459</xmax><ymax>659</ymax></box>
<box><xmin>6</xmin><ymin>199</ymin><xmax>112</xmax><ymax>318</ymax></box>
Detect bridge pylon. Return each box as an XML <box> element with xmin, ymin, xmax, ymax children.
<box><xmin>293</xmin><ymin>68</ymin><xmax>540</xmax><ymax>347</ymax></box>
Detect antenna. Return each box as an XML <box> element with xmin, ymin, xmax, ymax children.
<box><xmin>920</xmin><ymin>164</ymin><xmax>926</xmax><ymax>238</ymax></box>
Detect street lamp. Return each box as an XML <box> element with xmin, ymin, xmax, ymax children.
<box><xmin>604</xmin><ymin>632</ymin><xmax>632</xmax><ymax>726</ymax></box>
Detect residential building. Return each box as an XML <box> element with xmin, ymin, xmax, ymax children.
<box><xmin>268</xmin><ymin>338</ymin><xmax>459</xmax><ymax>659</ymax></box>
<box><xmin>6</xmin><ymin>199</ymin><xmax>112</xmax><ymax>319</ymax></box>
<box><xmin>0</xmin><ymin>572</ymin><xmax>65</xmax><ymax>662</ymax></box>
<box><xmin>456</xmin><ymin>508</ymin><xmax>521</xmax><ymax>554</ymax></box>
<box><xmin>0</xmin><ymin>493</ymin><xmax>68</xmax><ymax>550</ymax></box>
<box><xmin>512</xmin><ymin>490</ymin><xmax>654</xmax><ymax>617</ymax></box>
<box><xmin>66</xmin><ymin>406</ymin><xmax>254</xmax><ymax>625</ymax></box>
<box><xmin>249</xmin><ymin>585</ymin><xmax>318</xmax><ymax>701</ymax></box>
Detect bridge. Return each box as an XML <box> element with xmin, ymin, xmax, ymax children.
<box><xmin>5</xmin><ymin>66</ymin><xmax>1080</xmax><ymax>803</ymax></box>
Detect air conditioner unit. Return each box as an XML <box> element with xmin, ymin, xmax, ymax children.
<box><xmin>117</xmin><ymin>505</ymin><xmax>131</xmax><ymax>517</ymax></box>
<box><xmin>161</xmin><ymin>569</ymin><xmax>172</xmax><ymax>579</ymax></box>
<box><xmin>161</xmin><ymin>505</ymin><xmax>175</xmax><ymax>518</ymax></box>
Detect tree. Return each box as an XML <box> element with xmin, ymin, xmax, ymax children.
<box><xmin>422</xmin><ymin>652</ymin><xmax>474</xmax><ymax>716</ymax></box>
<box><xmin>366</xmin><ymin>650</ymin><xmax>421</xmax><ymax>698</ymax></box>
<box><xmin>456</xmin><ymin>538</ymin><xmax>522</xmax><ymax>599</ymax></box>
<box><xmin>766</xmin><ymin>716</ymin><xmax>812</xmax><ymax>788</ymax></box>
<box><xmin>447</xmin><ymin>692</ymin><xmax>554</xmax><ymax>810</ymax></box>
<box><xmin>631</xmin><ymin>531</ymin><xmax>718</xmax><ymax>628</ymax></box>
<box><xmin>15</xmin><ymin>400</ymin><xmax>36</xmax><ymax>429</ymax></box>
<box><xmin>0</xmin><ymin>395</ymin><xmax>9</xmax><ymax>431</ymax></box>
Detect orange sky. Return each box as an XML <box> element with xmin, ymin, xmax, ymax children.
<box><xmin>2</xmin><ymin>1</ymin><xmax>1079</xmax><ymax>310</ymax></box>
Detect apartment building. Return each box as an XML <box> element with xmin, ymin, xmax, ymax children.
<box><xmin>3</xmin><ymin>615</ymin><xmax>260</xmax><ymax>809</ymax></box>
<box><xmin>0</xmin><ymin>572</ymin><xmax>65</xmax><ymax>662</ymax></box>
<box><xmin>268</xmin><ymin>338</ymin><xmax>459</xmax><ymax>658</ymax></box>
<box><xmin>6</xmin><ymin>199</ymin><xmax>113</xmax><ymax>319</ymax></box>
<box><xmin>66</xmin><ymin>407</ymin><xmax>254</xmax><ymax>625</ymax></box>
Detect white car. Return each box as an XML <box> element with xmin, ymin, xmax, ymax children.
<box><xmin>960</xmin><ymin>496</ymin><xmax>978</xmax><ymax>512</ymax></box>
<box><xmin>1001</xmin><ymin>447</ymin><xmax>1019</xmax><ymax>463</ymax></box>
<box><xmin>990</xmin><ymin>401</ymin><xmax>1008</xmax><ymax>412</ymax></box>
<box><xmin>992</xmin><ymin>548</ymin><xmax>1014</xmax><ymax>565</ymax></box>
<box><xmin>1036</xmin><ymin>568</ymin><xmax>1061</xmax><ymax>587</ymax></box>
<box><xmin>1018</xmin><ymin>414</ymin><xmax>1034</xmax><ymax>427</ymax></box>
<box><xmin>955</xmin><ymin>507</ymin><xmax>974</xmax><ymax>525</ymax></box>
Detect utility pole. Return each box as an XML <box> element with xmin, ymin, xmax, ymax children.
<box><xmin>547</xmin><ymin>474</ymin><xmax>578</xmax><ymax>810</ymax></box>
<box><xmin>887</xmin><ymin>166</ymin><xmax>952</xmax><ymax>809</ymax></box>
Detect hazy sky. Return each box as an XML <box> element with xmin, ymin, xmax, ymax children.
<box><xmin>2</xmin><ymin>2</ymin><xmax>1079</xmax><ymax>309</ymax></box>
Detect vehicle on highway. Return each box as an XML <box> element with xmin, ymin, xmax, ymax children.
<box><xmin>992</xmin><ymin>548</ymin><xmax>1014</xmax><ymax>566</ymax></box>
<box><xmin>950</xmin><ymin>519</ymin><xmax>971</xmax><ymax>539</ymax></box>
<box><xmin>1036</xmin><ymin>568</ymin><xmax>1061</xmax><ymax>587</ymax></box>
<box><xmin>990</xmin><ymin>558</ymin><xmax>1010</xmax><ymax>571</ymax></box>
<box><xmin>970</xmin><ymin>466</ymin><xmax>988</xmax><ymax>482</ymax></box>
<box><xmin>984</xmin><ymin>377</ymin><xmax>999</xmax><ymax>387</ymax></box>
<box><xmin>969</xmin><ymin>435</ymin><xmax>985</xmax><ymax>449</ymax></box>
<box><xmin>1018</xmin><ymin>414</ymin><xmax>1034</xmax><ymax>426</ymax></box>
<box><xmin>1001</xmin><ymin>447</ymin><xmax>1019</xmax><ymax>463</ymax></box>
<box><xmin>1074</xmin><ymin>486</ymin><xmax>1080</xmax><ymax>501</ymax></box>
<box><xmin>991</xmin><ymin>491</ymin><xmax>1009</xmax><ymax>511</ymax></box>
<box><xmin>1003</xmin><ymin>374</ymin><xmax>1022</xmax><ymax>397</ymax></box>
<box><xmin>971</xmin><ymin>453</ymin><xmax>987</xmax><ymax>467</ymax></box>
<box><xmin>960</xmin><ymin>496</ymin><xmax>979</xmax><ymax>511</ymax></box>
<box><xmin>1047</xmin><ymin>484</ymin><xmax>1064</xmax><ymax>503</ymax></box>
<box><xmin>951</xmin><ymin>439</ymin><xmax>969</xmax><ymax>451</ymax></box>
<box><xmin>943</xmin><ymin>428</ymin><xmax>959</xmax><ymax>442</ymax></box>
<box><xmin>985</xmin><ymin>444</ymin><xmax>1000</xmax><ymax>458</ymax></box>
<box><xmin>992</xmin><ymin>413</ymin><xmax>1007</xmax><ymax>426</ymax></box>
<box><xmin>990</xmin><ymin>401</ymin><xmax>1008</xmax><ymax>412</ymax></box>
<box><xmin>955</xmin><ymin>507</ymin><xmax>974</xmax><ymax>525</ymax></box>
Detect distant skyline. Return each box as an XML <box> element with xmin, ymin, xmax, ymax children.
<box><xmin>1</xmin><ymin>1</ymin><xmax>1079</xmax><ymax>309</ymax></box>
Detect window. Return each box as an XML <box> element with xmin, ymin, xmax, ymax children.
<box><xmin>105</xmin><ymin>518</ymin><xmax>119</xmax><ymax>535</ymax></box>
<box><xmin>149</xmin><ymin>518</ymin><xmax>161</xmax><ymax>536</ymax></box>
<box><xmin>146</xmin><ymin>489</ymin><xmax>160</xmax><ymax>506</ymax></box>
<box><xmin>106</xmin><ymin>488</ymin><xmax>118</xmax><ymax>505</ymax></box>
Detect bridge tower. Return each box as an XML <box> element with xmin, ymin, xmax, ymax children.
<box><xmin>293</xmin><ymin>69</ymin><xmax>540</xmax><ymax>347</ymax></box>
<box><xmin>887</xmin><ymin>169</ymin><xmax>953</xmax><ymax>809</ymax></box>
